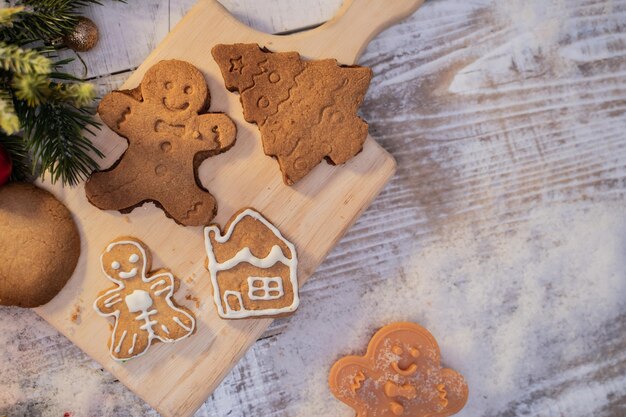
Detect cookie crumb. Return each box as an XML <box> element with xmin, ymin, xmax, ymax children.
<box><xmin>185</xmin><ymin>294</ymin><xmax>201</xmax><ymax>309</ymax></box>
<box><xmin>70</xmin><ymin>304</ymin><xmax>82</xmax><ymax>324</ymax></box>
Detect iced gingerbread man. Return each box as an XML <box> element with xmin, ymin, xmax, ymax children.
<box><xmin>94</xmin><ymin>237</ymin><xmax>196</xmax><ymax>361</ymax></box>
<box><xmin>85</xmin><ymin>59</ymin><xmax>237</xmax><ymax>226</ymax></box>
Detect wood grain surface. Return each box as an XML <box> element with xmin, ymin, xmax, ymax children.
<box><xmin>1</xmin><ymin>0</ymin><xmax>625</xmax><ymax>416</ymax></box>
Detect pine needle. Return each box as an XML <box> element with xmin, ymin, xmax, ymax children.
<box><xmin>0</xmin><ymin>88</ymin><xmax>19</xmax><ymax>134</ymax></box>
<box><xmin>17</xmin><ymin>100</ymin><xmax>103</xmax><ymax>185</ymax></box>
<box><xmin>0</xmin><ymin>42</ymin><xmax>51</xmax><ymax>74</ymax></box>
<box><xmin>0</xmin><ymin>6</ymin><xmax>25</xmax><ymax>27</ymax></box>
<box><xmin>0</xmin><ymin>0</ymin><xmax>127</xmax><ymax>186</ymax></box>
<box><xmin>12</xmin><ymin>73</ymin><xmax>50</xmax><ymax>106</ymax></box>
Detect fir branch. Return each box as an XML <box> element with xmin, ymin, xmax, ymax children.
<box><xmin>12</xmin><ymin>72</ymin><xmax>49</xmax><ymax>106</ymax></box>
<box><xmin>0</xmin><ymin>42</ymin><xmax>51</xmax><ymax>74</ymax></box>
<box><xmin>16</xmin><ymin>100</ymin><xmax>103</xmax><ymax>185</ymax></box>
<box><xmin>0</xmin><ymin>1</ymin><xmax>109</xmax><ymax>43</ymax></box>
<box><xmin>0</xmin><ymin>131</ymin><xmax>30</xmax><ymax>181</ymax></box>
<box><xmin>0</xmin><ymin>88</ymin><xmax>19</xmax><ymax>134</ymax></box>
<box><xmin>50</xmin><ymin>80</ymin><xmax>95</xmax><ymax>107</ymax></box>
<box><xmin>0</xmin><ymin>0</ymin><xmax>125</xmax><ymax>186</ymax></box>
<box><xmin>0</xmin><ymin>6</ymin><xmax>25</xmax><ymax>27</ymax></box>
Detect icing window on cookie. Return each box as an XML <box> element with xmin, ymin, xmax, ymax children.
<box><xmin>247</xmin><ymin>277</ymin><xmax>284</xmax><ymax>301</ymax></box>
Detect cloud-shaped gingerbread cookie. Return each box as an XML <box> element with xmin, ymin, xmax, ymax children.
<box><xmin>329</xmin><ymin>322</ymin><xmax>468</xmax><ymax>417</ymax></box>
<box><xmin>85</xmin><ymin>60</ymin><xmax>237</xmax><ymax>226</ymax></box>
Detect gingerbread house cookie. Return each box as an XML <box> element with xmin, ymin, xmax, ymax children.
<box><xmin>204</xmin><ymin>208</ymin><xmax>299</xmax><ymax>319</ymax></box>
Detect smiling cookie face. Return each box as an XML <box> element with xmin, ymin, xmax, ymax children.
<box><xmin>142</xmin><ymin>60</ymin><xmax>208</xmax><ymax>115</ymax></box>
<box><xmin>101</xmin><ymin>239</ymin><xmax>147</xmax><ymax>281</ymax></box>
<box><xmin>329</xmin><ymin>322</ymin><xmax>469</xmax><ymax>417</ymax></box>
<box><xmin>371</xmin><ymin>325</ymin><xmax>441</xmax><ymax>379</ymax></box>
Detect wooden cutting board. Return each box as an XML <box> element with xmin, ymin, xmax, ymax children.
<box><xmin>34</xmin><ymin>0</ymin><xmax>424</xmax><ymax>416</ymax></box>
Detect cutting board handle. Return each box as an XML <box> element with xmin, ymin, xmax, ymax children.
<box><xmin>284</xmin><ymin>0</ymin><xmax>425</xmax><ymax>64</ymax></box>
<box><xmin>209</xmin><ymin>0</ymin><xmax>425</xmax><ymax>64</ymax></box>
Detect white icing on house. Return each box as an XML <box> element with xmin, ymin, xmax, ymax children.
<box><xmin>248</xmin><ymin>277</ymin><xmax>284</xmax><ymax>301</ymax></box>
<box><xmin>223</xmin><ymin>290</ymin><xmax>245</xmax><ymax>315</ymax></box>
<box><xmin>204</xmin><ymin>208</ymin><xmax>299</xmax><ymax>319</ymax></box>
<box><xmin>215</xmin><ymin>245</ymin><xmax>293</xmax><ymax>271</ymax></box>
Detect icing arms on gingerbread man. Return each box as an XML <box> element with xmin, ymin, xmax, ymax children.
<box><xmin>85</xmin><ymin>60</ymin><xmax>237</xmax><ymax>226</ymax></box>
<box><xmin>94</xmin><ymin>237</ymin><xmax>195</xmax><ymax>361</ymax></box>
<box><xmin>329</xmin><ymin>322</ymin><xmax>468</xmax><ymax>417</ymax></box>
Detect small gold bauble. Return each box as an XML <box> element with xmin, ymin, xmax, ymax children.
<box><xmin>64</xmin><ymin>16</ymin><xmax>99</xmax><ymax>52</ymax></box>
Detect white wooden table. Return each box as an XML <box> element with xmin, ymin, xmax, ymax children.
<box><xmin>1</xmin><ymin>1</ymin><xmax>625</xmax><ymax>416</ymax></box>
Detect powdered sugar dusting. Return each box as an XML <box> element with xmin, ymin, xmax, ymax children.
<box><xmin>251</xmin><ymin>200</ymin><xmax>626</xmax><ymax>416</ymax></box>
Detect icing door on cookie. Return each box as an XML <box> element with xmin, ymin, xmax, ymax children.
<box><xmin>224</xmin><ymin>290</ymin><xmax>244</xmax><ymax>313</ymax></box>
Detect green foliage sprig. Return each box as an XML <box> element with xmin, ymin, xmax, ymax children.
<box><xmin>0</xmin><ymin>0</ymin><xmax>118</xmax><ymax>185</ymax></box>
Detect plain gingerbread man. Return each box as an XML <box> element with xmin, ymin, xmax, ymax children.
<box><xmin>329</xmin><ymin>322</ymin><xmax>468</xmax><ymax>417</ymax></box>
<box><xmin>94</xmin><ymin>237</ymin><xmax>195</xmax><ymax>361</ymax></box>
<box><xmin>85</xmin><ymin>60</ymin><xmax>237</xmax><ymax>226</ymax></box>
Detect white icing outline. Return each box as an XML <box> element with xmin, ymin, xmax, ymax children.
<box><xmin>125</xmin><ymin>289</ymin><xmax>152</xmax><ymax>312</ymax></box>
<box><xmin>247</xmin><ymin>276</ymin><xmax>284</xmax><ymax>301</ymax></box>
<box><xmin>118</xmin><ymin>267</ymin><xmax>138</xmax><ymax>279</ymax></box>
<box><xmin>223</xmin><ymin>290</ymin><xmax>244</xmax><ymax>314</ymax></box>
<box><xmin>93</xmin><ymin>240</ymin><xmax>196</xmax><ymax>362</ymax></box>
<box><xmin>204</xmin><ymin>209</ymin><xmax>299</xmax><ymax>319</ymax></box>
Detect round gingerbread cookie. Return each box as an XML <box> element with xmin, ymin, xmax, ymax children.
<box><xmin>0</xmin><ymin>182</ymin><xmax>81</xmax><ymax>307</ymax></box>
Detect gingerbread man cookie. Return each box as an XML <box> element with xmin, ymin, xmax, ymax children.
<box><xmin>85</xmin><ymin>60</ymin><xmax>237</xmax><ymax>226</ymax></box>
<box><xmin>212</xmin><ymin>44</ymin><xmax>372</xmax><ymax>185</ymax></box>
<box><xmin>94</xmin><ymin>237</ymin><xmax>196</xmax><ymax>361</ymax></box>
<box><xmin>329</xmin><ymin>322</ymin><xmax>468</xmax><ymax>417</ymax></box>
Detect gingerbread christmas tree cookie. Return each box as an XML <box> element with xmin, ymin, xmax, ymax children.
<box><xmin>212</xmin><ymin>44</ymin><xmax>372</xmax><ymax>185</ymax></box>
<box><xmin>94</xmin><ymin>237</ymin><xmax>196</xmax><ymax>361</ymax></box>
<box><xmin>85</xmin><ymin>60</ymin><xmax>237</xmax><ymax>226</ymax></box>
<box><xmin>204</xmin><ymin>208</ymin><xmax>299</xmax><ymax>319</ymax></box>
<box><xmin>329</xmin><ymin>322</ymin><xmax>468</xmax><ymax>417</ymax></box>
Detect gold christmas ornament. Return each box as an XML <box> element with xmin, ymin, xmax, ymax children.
<box><xmin>64</xmin><ymin>16</ymin><xmax>99</xmax><ymax>52</ymax></box>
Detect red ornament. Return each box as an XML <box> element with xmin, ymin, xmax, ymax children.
<box><xmin>0</xmin><ymin>143</ymin><xmax>12</xmax><ymax>186</ymax></box>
